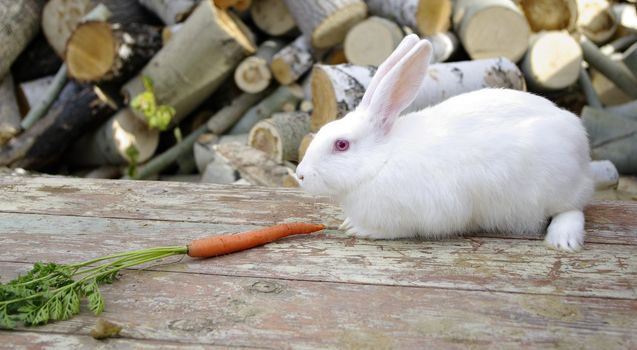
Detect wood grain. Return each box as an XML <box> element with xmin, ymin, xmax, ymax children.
<box><xmin>0</xmin><ymin>176</ymin><xmax>635</xmax><ymax>244</ymax></box>
<box><xmin>2</xmin><ymin>263</ymin><xmax>635</xmax><ymax>349</ymax></box>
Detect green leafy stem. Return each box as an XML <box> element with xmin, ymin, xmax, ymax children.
<box><xmin>0</xmin><ymin>246</ymin><xmax>187</xmax><ymax>329</ymax></box>
<box><xmin>131</xmin><ymin>76</ymin><xmax>176</xmax><ymax>131</ymax></box>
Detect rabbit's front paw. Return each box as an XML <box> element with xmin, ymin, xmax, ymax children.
<box><xmin>545</xmin><ymin>210</ymin><xmax>585</xmax><ymax>252</ymax></box>
<box><xmin>343</xmin><ymin>224</ymin><xmax>386</xmax><ymax>240</ymax></box>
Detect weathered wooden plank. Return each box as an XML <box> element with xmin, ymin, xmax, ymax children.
<box><xmin>3</xmin><ymin>332</ymin><xmax>241</xmax><ymax>349</ymax></box>
<box><xmin>2</xmin><ymin>263</ymin><xmax>636</xmax><ymax>349</ymax></box>
<box><xmin>0</xmin><ymin>213</ymin><xmax>634</xmax><ymax>299</ymax></box>
<box><xmin>0</xmin><ymin>176</ymin><xmax>635</xmax><ymax>245</ymax></box>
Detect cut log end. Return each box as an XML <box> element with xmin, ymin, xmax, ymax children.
<box><xmin>270</xmin><ymin>57</ymin><xmax>295</xmax><ymax>85</ymax></box>
<box><xmin>298</xmin><ymin>132</ymin><xmax>315</xmax><ymax>161</ymax></box>
<box><xmin>310</xmin><ymin>66</ymin><xmax>339</xmax><ymax>131</ymax></box>
<box><xmin>344</xmin><ymin>16</ymin><xmax>403</xmax><ymax>66</ymax></box>
<box><xmin>216</xmin><ymin>8</ymin><xmax>256</xmax><ymax>54</ymax></box>
<box><xmin>234</xmin><ymin>56</ymin><xmax>272</xmax><ymax>93</ymax></box>
<box><xmin>520</xmin><ymin>0</ymin><xmax>578</xmax><ymax>32</ymax></box>
<box><xmin>523</xmin><ymin>31</ymin><xmax>582</xmax><ymax>90</ymax></box>
<box><xmin>460</xmin><ymin>5</ymin><xmax>530</xmax><ymax>61</ymax></box>
<box><xmin>250</xmin><ymin>0</ymin><xmax>296</xmax><ymax>36</ymax></box>
<box><xmin>66</xmin><ymin>22</ymin><xmax>115</xmax><ymax>81</ymax></box>
<box><xmin>312</xmin><ymin>2</ymin><xmax>368</xmax><ymax>48</ymax></box>
<box><xmin>416</xmin><ymin>0</ymin><xmax>452</xmax><ymax>35</ymax></box>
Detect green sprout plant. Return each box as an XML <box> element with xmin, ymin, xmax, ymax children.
<box><xmin>130</xmin><ymin>76</ymin><xmax>176</xmax><ymax>131</ymax></box>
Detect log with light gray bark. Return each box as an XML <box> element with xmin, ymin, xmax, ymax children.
<box><xmin>344</xmin><ymin>16</ymin><xmax>404</xmax><ymax>66</ymax></box>
<box><xmin>622</xmin><ymin>42</ymin><xmax>637</xmax><ymax>76</ymax></box>
<box><xmin>0</xmin><ymin>75</ymin><xmax>21</xmax><ymax>145</ymax></box>
<box><xmin>282</xmin><ymin>0</ymin><xmax>368</xmax><ymax>48</ymax></box>
<box><xmin>311</xmin><ymin>58</ymin><xmax>526</xmax><ymax>131</ymax></box>
<box><xmin>250</xmin><ymin>0</ymin><xmax>297</xmax><ymax>36</ymax></box>
<box><xmin>66</xmin><ymin>22</ymin><xmax>162</xmax><ymax>83</ymax></box>
<box><xmin>235</xmin><ymin>39</ymin><xmax>285</xmax><ymax>93</ymax></box>
<box><xmin>214</xmin><ymin>142</ymin><xmax>297</xmax><ymax>187</ymax></box>
<box><xmin>270</xmin><ymin>36</ymin><xmax>314</xmax><ymax>85</ymax></box>
<box><xmin>582</xmin><ymin>106</ymin><xmax>637</xmax><ymax>174</ymax></box>
<box><xmin>365</xmin><ymin>0</ymin><xmax>452</xmax><ymax>36</ymax></box>
<box><xmin>138</xmin><ymin>0</ymin><xmax>199</xmax><ymax>25</ymax></box>
<box><xmin>522</xmin><ymin>31</ymin><xmax>583</xmax><ymax>91</ymax></box>
<box><xmin>194</xmin><ymin>133</ymin><xmax>248</xmax><ymax>173</ymax></box>
<box><xmin>122</xmin><ymin>0</ymin><xmax>255</xmax><ymax>126</ymax></box>
<box><xmin>0</xmin><ymin>0</ymin><xmax>44</xmax><ymax>80</ymax></box>
<box><xmin>227</xmin><ymin>84</ymin><xmax>304</xmax><ymax>134</ymax></box>
<box><xmin>578</xmin><ymin>66</ymin><xmax>603</xmax><ymax>109</ymax></box>
<box><xmin>580</xmin><ymin>36</ymin><xmax>637</xmax><ymax>99</ymax></box>
<box><xmin>452</xmin><ymin>0</ymin><xmax>530</xmax><ymax>61</ymax></box>
<box><xmin>606</xmin><ymin>100</ymin><xmax>637</xmax><ymax>121</ymax></box>
<box><xmin>249</xmin><ymin>111</ymin><xmax>311</xmax><ymax>163</ymax></box>
<box><xmin>519</xmin><ymin>0</ymin><xmax>578</xmax><ymax>32</ymax></box>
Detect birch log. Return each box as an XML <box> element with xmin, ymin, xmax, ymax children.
<box><xmin>519</xmin><ymin>0</ymin><xmax>578</xmax><ymax>32</ymax></box>
<box><xmin>522</xmin><ymin>31</ymin><xmax>582</xmax><ymax>90</ymax></box>
<box><xmin>282</xmin><ymin>0</ymin><xmax>368</xmax><ymax>49</ymax></box>
<box><xmin>270</xmin><ymin>36</ymin><xmax>314</xmax><ymax>85</ymax></box>
<box><xmin>591</xmin><ymin>69</ymin><xmax>632</xmax><ymax>105</ymax></box>
<box><xmin>66</xmin><ymin>107</ymin><xmax>159</xmax><ymax>166</ymax></box>
<box><xmin>0</xmin><ymin>0</ymin><xmax>43</xmax><ymax>80</ymax></box>
<box><xmin>66</xmin><ymin>22</ymin><xmax>162</xmax><ymax>83</ymax></box>
<box><xmin>453</xmin><ymin>0</ymin><xmax>530</xmax><ymax>61</ymax></box>
<box><xmin>344</xmin><ymin>16</ymin><xmax>404</xmax><ymax>66</ymax></box>
<box><xmin>0</xmin><ymin>75</ymin><xmax>21</xmax><ymax>145</ymax></box>
<box><xmin>234</xmin><ymin>39</ymin><xmax>285</xmax><ymax>93</ymax></box>
<box><xmin>42</xmin><ymin>0</ymin><xmax>154</xmax><ymax>58</ymax></box>
<box><xmin>623</xmin><ymin>43</ymin><xmax>637</xmax><ymax>76</ymax></box>
<box><xmin>250</xmin><ymin>0</ymin><xmax>296</xmax><ymax>36</ymax></box>
<box><xmin>311</xmin><ymin>58</ymin><xmax>526</xmax><ymax>130</ymax></box>
<box><xmin>194</xmin><ymin>133</ymin><xmax>248</xmax><ymax>173</ymax></box>
<box><xmin>0</xmin><ymin>82</ymin><xmax>117</xmax><ymax>170</ymax></box>
<box><xmin>581</xmin><ymin>37</ymin><xmax>637</xmax><ymax>99</ymax></box>
<box><xmin>227</xmin><ymin>84</ymin><xmax>304</xmax><ymax>134</ymax></box>
<box><xmin>365</xmin><ymin>0</ymin><xmax>452</xmax><ymax>36</ymax></box>
<box><xmin>214</xmin><ymin>142</ymin><xmax>295</xmax><ymax>187</ymax></box>
<box><xmin>582</xmin><ymin>106</ymin><xmax>637</xmax><ymax>174</ymax></box>
<box><xmin>249</xmin><ymin>111</ymin><xmax>311</xmax><ymax>163</ymax></box>
<box><xmin>426</xmin><ymin>31</ymin><xmax>459</xmax><ymax>63</ymax></box>
<box><xmin>121</xmin><ymin>0</ymin><xmax>255</xmax><ymax>126</ymax></box>
<box><xmin>138</xmin><ymin>0</ymin><xmax>199</xmax><ymax>25</ymax></box>
<box><xmin>577</xmin><ymin>0</ymin><xmax>617</xmax><ymax>44</ymax></box>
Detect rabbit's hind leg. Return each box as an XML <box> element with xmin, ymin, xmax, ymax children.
<box><xmin>544</xmin><ymin>210</ymin><xmax>585</xmax><ymax>252</ymax></box>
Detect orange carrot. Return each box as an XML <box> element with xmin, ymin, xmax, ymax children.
<box><xmin>187</xmin><ymin>222</ymin><xmax>325</xmax><ymax>258</ymax></box>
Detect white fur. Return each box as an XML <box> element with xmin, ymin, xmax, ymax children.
<box><xmin>296</xmin><ymin>35</ymin><xmax>594</xmax><ymax>251</ymax></box>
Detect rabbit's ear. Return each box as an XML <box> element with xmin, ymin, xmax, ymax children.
<box><xmin>367</xmin><ymin>40</ymin><xmax>432</xmax><ymax>134</ymax></box>
<box><xmin>358</xmin><ymin>34</ymin><xmax>420</xmax><ymax>109</ymax></box>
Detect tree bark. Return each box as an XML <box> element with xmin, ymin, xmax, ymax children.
<box><xmin>271</xmin><ymin>36</ymin><xmax>314</xmax><ymax>85</ymax></box>
<box><xmin>227</xmin><ymin>84</ymin><xmax>304</xmax><ymax>134</ymax></box>
<box><xmin>234</xmin><ymin>39</ymin><xmax>285</xmax><ymax>93</ymax></box>
<box><xmin>250</xmin><ymin>0</ymin><xmax>297</xmax><ymax>36</ymax></box>
<box><xmin>214</xmin><ymin>142</ymin><xmax>296</xmax><ymax>187</ymax></box>
<box><xmin>66</xmin><ymin>107</ymin><xmax>159</xmax><ymax>166</ymax></box>
<box><xmin>0</xmin><ymin>75</ymin><xmax>21</xmax><ymax>145</ymax></box>
<box><xmin>522</xmin><ymin>31</ymin><xmax>582</xmax><ymax>91</ymax></box>
<box><xmin>344</xmin><ymin>16</ymin><xmax>404</xmax><ymax>66</ymax></box>
<box><xmin>578</xmin><ymin>66</ymin><xmax>603</xmax><ymax>109</ymax></box>
<box><xmin>365</xmin><ymin>0</ymin><xmax>451</xmax><ymax>36</ymax></box>
<box><xmin>519</xmin><ymin>0</ymin><xmax>578</xmax><ymax>32</ymax></box>
<box><xmin>0</xmin><ymin>82</ymin><xmax>117</xmax><ymax>170</ymax></box>
<box><xmin>580</xmin><ymin>36</ymin><xmax>637</xmax><ymax>99</ymax></box>
<box><xmin>0</xmin><ymin>0</ymin><xmax>44</xmax><ymax>80</ymax></box>
<box><xmin>194</xmin><ymin>133</ymin><xmax>248</xmax><ymax>173</ymax></box>
<box><xmin>66</xmin><ymin>22</ymin><xmax>162</xmax><ymax>83</ymax></box>
<box><xmin>582</xmin><ymin>106</ymin><xmax>637</xmax><ymax>174</ymax></box>
<box><xmin>249</xmin><ymin>111</ymin><xmax>311</xmax><ymax>163</ymax></box>
<box><xmin>453</xmin><ymin>0</ymin><xmax>530</xmax><ymax>61</ymax></box>
<box><xmin>122</xmin><ymin>1</ymin><xmax>256</xmax><ymax>126</ymax></box>
<box><xmin>311</xmin><ymin>58</ymin><xmax>526</xmax><ymax>130</ymax></box>
<box><xmin>283</xmin><ymin>0</ymin><xmax>367</xmax><ymax>48</ymax></box>
<box><xmin>606</xmin><ymin>100</ymin><xmax>637</xmax><ymax>121</ymax></box>
<box><xmin>138</xmin><ymin>0</ymin><xmax>199</xmax><ymax>25</ymax></box>
<box><xmin>622</xmin><ymin>42</ymin><xmax>637</xmax><ymax>77</ymax></box>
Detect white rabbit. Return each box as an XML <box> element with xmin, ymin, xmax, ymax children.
<box><xmin>296</xmin><ymin>34</ymin><xmax>594</xmax><ymax>252</ymax></box>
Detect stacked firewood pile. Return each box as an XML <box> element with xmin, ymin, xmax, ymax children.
<box><xmin>0</xmin><ymin>0</ymin><xmax>636</xmax><ymax>195</ymax></box>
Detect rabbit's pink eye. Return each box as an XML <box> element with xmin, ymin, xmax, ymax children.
<box><xmin>334</xmin><ymin>139</ymin><xmax>350</xmax><ymax>152</ymax></box>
